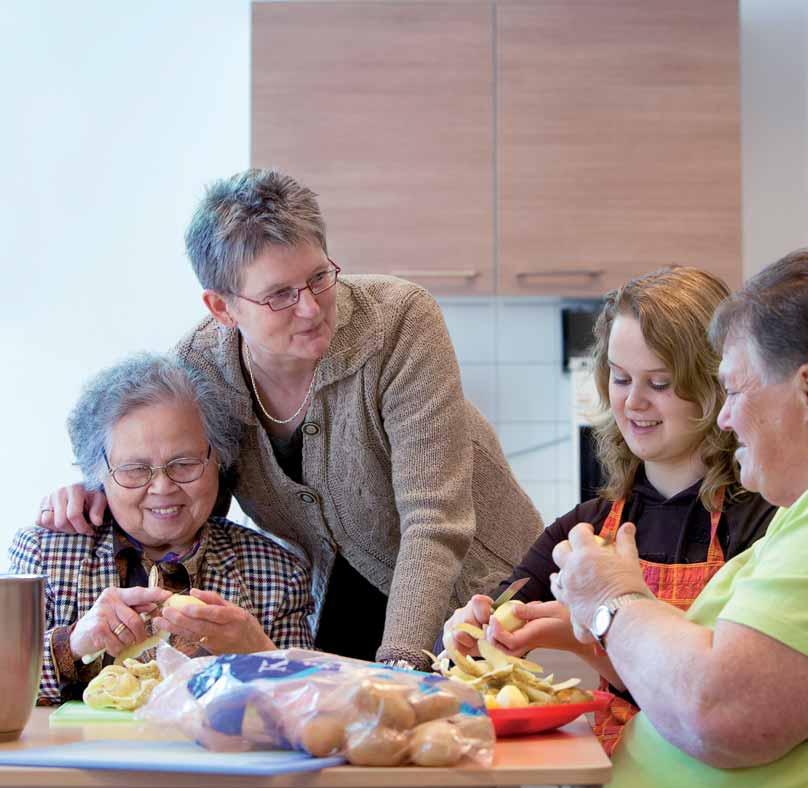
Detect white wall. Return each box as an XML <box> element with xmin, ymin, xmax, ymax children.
<box><xmin>741</xmin><ymin>0</ymin><xmax>808</xmax><ymax>278</ymax></box>
<box><xmin>0</xmin><ymin>1</ymin><xmax>251</xmax><ymax>568</ymax></box>
<box><xmin>2</xmin><ymin>0</ymin><xmax>807</xmax><ymax>566</ymax></box>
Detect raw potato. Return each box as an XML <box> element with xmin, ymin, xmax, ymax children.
<box><xmin>298</xmin><ymin>714</ymin><xmax>346</xmax><ymax>757</ymax></box>
<box><xmin>354</xmin><ymin>681</ymin><xmax>416</xmax><ymax>730</ymax></box>
<box><xmin>410</xmin><ymin>720</ymin><xmax>464</xmax><ymax>767</ymax></box>
<box><xmin>345</xmin><ymin>723</ymin><xmax>410</xmax><ymax>766</ymax></box>
<box><xmin>491</xmin><ymin>600</ymin><xmax>525</xmax><ymax>633</ymax></box>
<box><xmin>409</xmin><ymin>689</ymin><xmax>461</xmax><ymax>724</ymax></box>
<box><xmin>449</xmin><ymin>712</ymin><xmax>494</xmax><ymax>742</ymax></box>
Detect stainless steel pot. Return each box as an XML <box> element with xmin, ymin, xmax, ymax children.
<box><xmin>0</xmin><ymin>574</ymin><xmax>44</xmax><ymax>741</ymax></box>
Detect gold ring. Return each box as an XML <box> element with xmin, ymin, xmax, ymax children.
<box><xmin>40</xmin><ymin>507</ymin><xmax>54</xmax><ymax>513</ymax></box>
<box><xmin>112</xmin><ymin>622</ymin><xmax>127</xmax><ymax>637</ymax></box>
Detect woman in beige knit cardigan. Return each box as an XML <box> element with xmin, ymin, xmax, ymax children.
<box><xmin>37</xmin><ymin>169</ymin><xmax>543</xmax><ymax>670</ymax></box>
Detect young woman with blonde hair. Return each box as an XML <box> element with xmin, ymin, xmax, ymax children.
<box><xmin>444</xmin><ymin>265</ymin><xmax>776</xmax><ymax>755</ymax></box>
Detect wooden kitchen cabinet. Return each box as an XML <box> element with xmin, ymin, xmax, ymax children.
<box><xmin>497</xmin><ymin>0</ymin><xmax>741</xmax><ymax>295</ymax></box>
<box><xmin>252</xmin><ymin>1</ymin><xmax>741</xmax><ymax>298</ymax></box>
<box><xmin>251</xmin><ymin>2</ymin><xmax>495</xmax><ymax>295</ymax></box>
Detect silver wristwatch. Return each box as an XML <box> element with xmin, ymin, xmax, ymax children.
<box><xmin>590</xmin><ymin>592</ymin><xmax>649</xmax><ymax>648</ymax></box>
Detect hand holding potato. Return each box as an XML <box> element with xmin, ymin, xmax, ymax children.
<box><xmin>154</xmin><ymin>588</ymin><xmax>275</xmax><ymax>654</ymax></box>
<box><xmin>69</xmin><ymin>586</ymin><xmax>171</xmax><ymax>661</ymax></box>
<box><xmin>551</xmin><ymin>522</ymin><xmax>649</xmax><ymax>643</ymax></box>
<box><xmin>443</xmin><ymin>594</ymin><xmax>495</xmax><ymax>657</ymax></box>
<box><xmin>487</xmin><ymin>600</ymin><xmax>584</xmax><ymax>657</ymax></box>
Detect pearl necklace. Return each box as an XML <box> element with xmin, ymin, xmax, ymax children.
<box><xmin>244</xmin><ymin>344</ymin><xmax>319</xmax><ymax>425</ymax></box>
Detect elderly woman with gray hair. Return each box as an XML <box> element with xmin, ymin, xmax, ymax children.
<box><xmin>548</xmin><ymin>250</ymin><xmax>808</xmax><ymax>787</ymax></box>
<box><xmin>13</xmin><ymin>353</ymin><xmax>313</xmax><ymax>704</ymax></box>
<box><xmin>38</xmin><ymin>168</ymin><xmax>543</xmax><ymax>670</ymax></box>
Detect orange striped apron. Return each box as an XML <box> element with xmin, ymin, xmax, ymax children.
<box><xmin>591</xmin><ymin>489</ymin><xmax>726</xmax><ymax>756</ymax></box>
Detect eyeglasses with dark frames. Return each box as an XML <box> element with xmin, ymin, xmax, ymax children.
<box><xmin>230</xmin><ymin>260</ymin><xmax>341</xmax><ymax>312</ymax></box>
<box><xmin>103</xmin><ymin>445</ymin><xmax>213</xmax><ymax>489</ymax></box>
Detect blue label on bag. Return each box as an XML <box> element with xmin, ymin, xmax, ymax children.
<box><xmin>187</xmin><ymin>654</ymin><xmax>330</xmax><ymax>700</ymax></box>
<box><xmin>417</xmin><ymin>674</ymin><xmax>447</xmax><ymax>693</ymax></box>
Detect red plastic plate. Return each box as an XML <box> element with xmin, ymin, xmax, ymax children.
<box><xmin>488</xmin><ymin>690</ymin><xmax>613</xmax><ymax>736</ymax></box>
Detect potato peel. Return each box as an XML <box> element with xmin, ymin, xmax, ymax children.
<box><xmin>438</xmin><ymin>619</ymin><xmax>592</xmax><ymax>707</ymax></box>
<box><xmin>454</xmin><ymin>623</ymin><xmax>485</xmax><ymax>639</ymax></box>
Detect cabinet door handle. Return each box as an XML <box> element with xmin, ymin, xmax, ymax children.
<box><xmin>391</xmin><ymin>269</ymin><xmax>480</xmax><ymax>280</ymax></box>
<box><xmin>515</xmin><ymin>269</ymin><xmax>604</xmax><ymax>280</ymax></box>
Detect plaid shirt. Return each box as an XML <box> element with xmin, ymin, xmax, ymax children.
<box><xmin>8</xmin><ymin>517</ymin><xmax>314</xmax><ymax>704</ymax></box>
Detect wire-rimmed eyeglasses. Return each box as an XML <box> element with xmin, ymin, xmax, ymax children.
<box><xmin>230</xmin><ymin>260</ymin><xmax>341</xmax><ymax>312</ymax></box>
<box><xmin>103</xmin><ymin>445</ymin><xmax>213</xmax><ymax>489</ymax></box>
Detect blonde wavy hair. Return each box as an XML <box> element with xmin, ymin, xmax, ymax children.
<box><xmin>591</xmin><ymin>266</ymin><xmax>740</xmax><ymax>511</ymax></box>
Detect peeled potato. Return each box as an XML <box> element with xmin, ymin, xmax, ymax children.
<box><xmin>164</xmin><ymin>594</ymin><xmax>207</xmax><ymax>610</ymax></box>
<box><xmin>114</xmin><ymin>593</ymin><xmax>206</xmax><ymax>665</ymax></box>
<box><xmin>496</xmin><ymin>684</ymin><xmax>529</xmax><ymax>708</ymax></box>
<box><xmin>491</xmin><ymin>599</ymin><xmax>525</xmax><ymax>633</ymax></box>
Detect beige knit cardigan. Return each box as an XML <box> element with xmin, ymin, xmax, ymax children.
<box><xmin>175</xmin><ymin>275</ymin><xmax>544</xmax><ymax>667</ymax></box>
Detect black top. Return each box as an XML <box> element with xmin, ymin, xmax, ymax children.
<box><xmin>495</xmin><ymin>469</ymin><xmax>777</xmax><ymax>606</ymax></box>
<box><xmin>270</xmin><ymin>427</ymin><xmax>305</xmax><ymax>484</ymax></box>
<box><xmin>268</xmin><ymin>428</ymin><xmax>388</xmax><ymax>662</ymax></box>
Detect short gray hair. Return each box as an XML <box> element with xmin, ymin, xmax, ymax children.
<box><xmin>709</xmin><ymin>248</ymin><xmax>808</xmax><ymax>382</ymax></box>
<box><xmin>184</xmin><ymin>168</ymin><xmax>328</xmax><ymax>295</ymax></box>
<box><xmin>67</xmin><ymin>353</ymin><xmax>241</xmax><ymax>490</ymax></box>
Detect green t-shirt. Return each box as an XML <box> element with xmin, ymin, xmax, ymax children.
<box><xmin>610</xmin><ymin>487</ymin><xmax>808</xmax><ymax>788</ymax></box>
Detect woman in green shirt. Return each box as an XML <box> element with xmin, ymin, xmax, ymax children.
<box><xmin>552</xmin><ymin>249</ymin><xmax>808</xmax><ymax>787</ymax></box>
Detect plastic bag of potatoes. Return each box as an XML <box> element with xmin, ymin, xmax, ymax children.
<box><xmin>135</xmin><ymin>648</ymin><xmax>494</xmax><ymax>767</ymax></box>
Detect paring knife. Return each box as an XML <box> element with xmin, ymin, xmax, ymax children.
<box><xmin>81</xmin><ymin>563</ymin><xmax>191</xmax><ymax>664</ymax></box>
<box><xmin>491</xmin><ymin>576</ymin><xmax>529</xmax><ymax>609</ymax></box>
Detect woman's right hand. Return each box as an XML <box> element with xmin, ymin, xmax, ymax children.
<box><xmin>443</xmin><ymin>594</ymin><xmax>495</xmax><ymax>657</ymax></box>
<box><xmin>69</xmin><ymin>586</ymin><xmax>171</xmax><ymax>661</ymax></box>
<box><xmin>37</xmin><ymin>484</ymin><xmax>107</xmax><ymax>535</ymax></box>
<box><xmin>487</xmin><ymin>600</ymin><xmax>586</xmax><ymax>657</ymax></box>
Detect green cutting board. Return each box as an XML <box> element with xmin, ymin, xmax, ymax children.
<box><xmin>49</xmin><ymin>701</ymin><xmax>135</xmax><ymax>725</ymax></box>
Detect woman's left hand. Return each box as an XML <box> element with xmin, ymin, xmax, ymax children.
<box><xmin>155</xmin><ymin>589</ymin><xmax>276</xmax><ymax>654</ymax></box>
<box><xmin>487</xmin><ymin>600</ymin><xmax>585</xmax><ymax>657</ymax></box>
<box><xmin>551</xmin><ymin>521</ymin><xmax>649</xmax><ymax>643</ymax></box>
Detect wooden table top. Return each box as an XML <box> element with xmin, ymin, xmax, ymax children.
<box><xmin>0</xmin><ymin>708</ymin><xmax>612</xmax><ymax>787</ymax></box>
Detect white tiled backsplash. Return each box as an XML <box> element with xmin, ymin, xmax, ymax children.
<box><xmin>438</xmin><ymin>296</ymin><xmax>578</xmax><ymax>527</ymax></box>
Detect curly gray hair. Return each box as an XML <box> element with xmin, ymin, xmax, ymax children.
<box><xmin>67</xmin><ymin>353</ymin><xmax>241</xmax><ymax>490</ymax></box>
<box><xmin>184</xmin><ymin>168</ymin><xmax>328</xmax><ymax>295</ymax></box>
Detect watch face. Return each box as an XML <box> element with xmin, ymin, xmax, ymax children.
<box><xmin>592</xmin><ymin>605</ymin><xmax>612</xmax><ymax>638</ymax></box>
